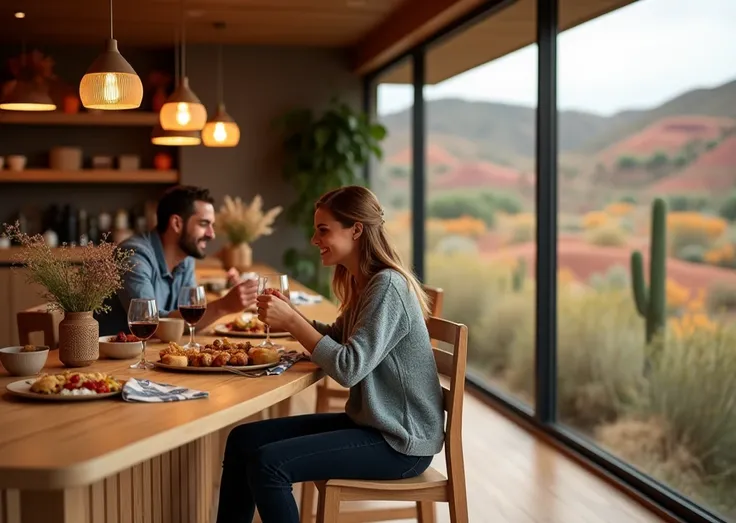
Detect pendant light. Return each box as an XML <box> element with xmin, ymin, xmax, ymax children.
<box><xmin>151</xmin><ymin>31</ymin><xmax>200</xmax><ymax>146</ymax></box>
<box><xmin>79</xmin><ymin>0</ymin><xmax>143</xmax><ymax>110</ymax></box>
<box><xmin>159</xmin><ymin>0</ymin><xmax>207</xmax><ymax>131</ymax></box>
<box><xmin>202</xmin><ymin>23</ymin><xmax>240</xmax><ymax>147</ymax></box>
<box><xmin>0</xmin><ymin>21</ymin><xmax>56</xmax><ymax>111</ymax></box>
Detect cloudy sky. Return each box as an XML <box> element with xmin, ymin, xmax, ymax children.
<box><xmin>377</xmin><ymin>0</ymin><xmax>736</xmax><ymax>116</ymax></box>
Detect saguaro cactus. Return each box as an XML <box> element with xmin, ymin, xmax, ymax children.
<box><xmin>630</xmin><ymin>197</ymin><xmax>667</xmax><ymax>345</ymax></box>
<box><xmin>512</xmin><ymin>257</ymin><xmax>526</xmax><ymax>292</ymax></box>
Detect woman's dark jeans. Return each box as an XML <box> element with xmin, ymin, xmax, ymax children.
<box><xmin>215</xmin><ymin>412</ymin><xmax>434</xmax><ymax>523</ymax></box>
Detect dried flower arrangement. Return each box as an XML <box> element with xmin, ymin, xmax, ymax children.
<box><xmin>2</xmin><ymin>222</ymin><xmax>135</xmax><ymax>315</ymax></box>
<box><xmin>216</xmin><ymin>195</ymin><xmax>283</xmax><ymax>246</ymax></box>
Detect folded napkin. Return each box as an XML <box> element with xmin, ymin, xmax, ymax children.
<box><xmin>289</xmin><ymin>291</ymin><xmax>323</xmax><ymax>306</ymax></box>
<box><xmin>122</xmin><ymin>378</ymin><xmax>209</xmax><ymax>403</ymax></box>
<box><xmin>264</xmin><ymin>350</ymin><xmax>310</xmax><ymax>375</ymax></box>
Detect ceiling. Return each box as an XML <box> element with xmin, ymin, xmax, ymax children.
<box><xmin>0</xmin><ymin>0</ymin><xmax>408</xmax><ymax>48</ymax></box>
<box><xmin>379</xmin><ymin>0</ymin><xmax>637</xmax><ymax>84</ymax></box>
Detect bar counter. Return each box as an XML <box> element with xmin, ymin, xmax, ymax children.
<box><xmin>0</xmin><ymin>263</ymin><xmax>330</xmax><ymax>523</ymax></box>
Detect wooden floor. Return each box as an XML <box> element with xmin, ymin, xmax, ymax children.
<box><xmin>241</xmin><ymin>384</ymin><xmax>664</xmax><ymax>523</ymax></box>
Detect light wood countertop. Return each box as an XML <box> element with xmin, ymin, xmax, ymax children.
<box><xmin>0</xmin><ymin>264</ymin><xmax>333</xmax><ymax>491</ymax></box>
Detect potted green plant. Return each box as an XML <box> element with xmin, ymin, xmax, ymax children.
<box><xmin>275</xmin><ymin>98</ymin><xmax>387</xmax><ymax>297</ymax></box>
<box><xmin>3</xmin><ymin>223</ymin><xmax>135</xmax><ymax>367</ymax></box>
<box><xmin>215</xmin><ymin>194</ymin><xmax>283</xmax><ymax>272</ymax></box>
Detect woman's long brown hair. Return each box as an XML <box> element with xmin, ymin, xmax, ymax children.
<box><xmin>315</xmin><ymin>185</ymin><xmax>430</xmax><ymax>318</ymax></box>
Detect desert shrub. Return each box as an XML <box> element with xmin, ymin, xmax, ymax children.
<box><xmin>504</xmin><ymin>213</ymin><xmax>535</xmax><ymax>244</ymax></box>
<box><xmin>502</xmin><ymin>288</ymin><xmax>645</xmax><ymax>430</ymax></box>
<box><xmin>620</xmin><ymin>195</ymin><xmax>638</xmax><ymax>204</ymax></box>
<box><xmin>666</xmin><ymin>194</ymin><xmax>709</xmax><ymax>212</ymax></box>
<box><xmin>435</xmin><ymin>236</ymin><xmax>479</xmax><ymax>255</ymax></box>
<box><xmin>588</xmin><ymin>265</ymin><xmax>630</xmax><ymax>291</ymax></box>
<box><xmin>428</xmin><ymin>193</ymin><xmax>495</xmax><ymax>226</ymax></box>
<box><xmin>647</xmin><ymin>322</ymin><xmax>736</xmax><ymax>486</ymax></box>
<box><xmin>481</xmin><ymin>192</ymin><xmax>523</xmax><ymax>215</ymax></box>
<box><xmin>617</xmin><ymin>155</ymin><xmax>640</xmax><ymax>169</ymax></box>
<box><xmin>441</xmin><ymin>216</ymin><xmax>486</xmax><ymax>238</ymax></box>
<box><xmin>676</xmin><ymin>244</ymin><xmax>706</xmax><ymax>263</ymax></box>
<box><xmin>706</xmin><ymin>283</ymin><xmax>736</xmax><ymax>313</ymax></box>
<box><xmin>718</xmin><ymin>191</ymin><xmax>736</xmax><ymax>222</ymax></box>
<box><xmin>582</xmin><ymin>211</ymin><xmax>609</xmax><ymax>230</ymax></box>
<box><xmin>586</xmin><ymin>224</ymin><xmax>628</xmax><ymax>247</ymax></box>
<box><xmin>704</xmin><ymin>243</ymin><xmax>736</xmax><ymax>267</ymax></box>
<box><xmin>668</xmin><ymin>212</ymin><xmax>727</xmax><ymax>253</ymax></box>
<box><xmin>605</xmin><ymin>202</ymin><xmax>635</xmax><ymax>216</ymax></box>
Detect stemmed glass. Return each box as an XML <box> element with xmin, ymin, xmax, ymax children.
<box><xmin>178</xmin><ymin>285</ymin><xmax>207</xmax><ymax>349</ymax></box>
<box><xmin>257</xmin><ymin>274</ymin><xmax>290</xmax><ymax>349</ymax></box>
<box><xmin>127</xmin><ymin>298</ymin><xmax>159</xmax><ymax>369</ymax></box>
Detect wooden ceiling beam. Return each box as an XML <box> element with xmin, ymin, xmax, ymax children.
<box><xmin>349</xmin><ymin>0</ymin><xmax>510</xmax><ymax>75</ymax></box>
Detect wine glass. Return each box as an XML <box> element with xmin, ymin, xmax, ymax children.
<box><xmin>178</xmin><ymin>285</ymin><xmax>207</xmax><ymax>349</ymax></box>
<box><xmin>257</xmin><ymin>274</ymin><xmax>290</xmax><ymax>349</ymax></box>
<box><xmin>127</xmin><ymin>298</ymin><xmax>159</xmax><ymax>369</ymax></box>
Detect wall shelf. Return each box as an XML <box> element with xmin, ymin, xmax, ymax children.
<box><xmin>0</xmin><ymin>111</ymin><xmax>160</xmax><ymax>126</ymax></box>
<box><xmin>0</xmin><ymin>169</ymin><xmax>179</xmax><ymax>184</ymax></box>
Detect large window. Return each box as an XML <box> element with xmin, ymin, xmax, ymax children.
<box><xmin>556</xmin><ymin>0</ymin><xmax>736</xmax><ymax>520</ymax></box>
<box><xmin>373</xmin><ymin>58</ymin><xmax>414</xmax><ymax>266</ymax></box>
<box><xmin>417</xmin><ymin>12</ymin><xmax>538</xmax><ymax>408</ymax></box>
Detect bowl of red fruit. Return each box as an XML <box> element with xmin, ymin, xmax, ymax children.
<box><xmin>99</xmin><ymin>332</ymin><xmax>143</xmax><ymax>360</ymax></box>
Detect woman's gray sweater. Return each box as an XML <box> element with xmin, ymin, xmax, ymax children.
<box><xmin>311</xmin><ymin>269</ymin><xmax>445</xmax><ymax>457</ymax></box>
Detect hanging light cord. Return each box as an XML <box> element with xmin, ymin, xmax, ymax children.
<box><xmin>181</xmin><ymin>0</ymin><xmax>187</xmax><ymax>78</ymax></box>
<box><xmin>109</xmin><ymin>0</ymin><xmax>114</xmax><ymax>39</ymax></box>
<box><xmin>217</xmin><ymin>41</ymin><xmax>223</xmax><ymax>104</ymax></box>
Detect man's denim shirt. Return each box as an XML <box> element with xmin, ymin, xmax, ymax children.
<box><xmin>96</xmin><ymin>231</ymin><xmax>195</xmax><ymax>335</ymax></box>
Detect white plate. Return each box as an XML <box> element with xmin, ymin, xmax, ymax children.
<box><xmin>213</xmin><ymin>324</ymin><xmax>292</xmax><ymax>338</ymax></box>
<box><xmin>5</xmin><ymin>379</ymin><xmax>123</xmax><ymax>401</ymax></box>
<box><xmin>153</xmin><ymin>361</ymin><xmax>280</xmax><ymax>373</ymax></box>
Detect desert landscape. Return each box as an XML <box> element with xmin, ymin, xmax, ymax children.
<box><xmin>375</xmin><ymin>77</ymin><xmax>736</xmax><ymax>518</ymax></box>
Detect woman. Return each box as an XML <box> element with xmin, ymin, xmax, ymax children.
<box><xmin>216</xmin><ymin>185</ymin><xmax>445</xmax><ymax>523</ymax></box>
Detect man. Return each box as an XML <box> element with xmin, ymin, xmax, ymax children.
<box><xmin>97</xmin><ymin>185</ymin><xmax>258</xmax><ymax>336</ymax></box>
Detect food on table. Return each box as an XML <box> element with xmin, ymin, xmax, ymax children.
<box><xmin>112</xmin><ymin>332</ymin><xmax>140</xmax><ymax>343</ymax></box>
<box><xmin>249</xmin><ymin>347</ymin><xmax>281</xmax><ymax>365</ymax></box>
<box><xmin>21</xmin><ymin>344</ymin><xmax>43</xmax><ymax>352</ymax></box>
<box><xmin>157</xmin><ymin>338</ymin><xmax>279</xmax><ymax>368</ymax></box>
<box><xmin>226</xmin><ymin>316</ymin><xmax>266</xmax><ymax>333</ymax></box>
<box><xmin>29</xmin><ymin>371</ymin><xmax>123</xmax><ymax>396</ymax></box>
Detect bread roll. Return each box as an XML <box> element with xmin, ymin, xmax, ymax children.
<box><xmin>250</xmin><ymin>347</ymin><xmax>281</xmax><ymax>365</ymax></box>
<box><xmin>161</xmin><ymin>354</ymin><xmax>188</xmax><ymax>367</ymax></box>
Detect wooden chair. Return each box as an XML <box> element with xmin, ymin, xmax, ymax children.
<box><xmin>16</xmin><ymin>304</ymin><xmax>62</xmax><ymax>348</ymax></box>
<box><xmin>299</xmin><ymin>285</ymin><xmax>446</xmax><ymax>523</ymax></box>
<box><xmin>312</xmin><ymin>317</ymin><xmax>468</xmax><ymax>523</ymax></box>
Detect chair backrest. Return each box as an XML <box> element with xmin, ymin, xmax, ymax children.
<box><xmin>16</xmin><ymin>304</ymin><xmax>62</xmax><ymax>348</ymax></box>
<box><xmin>422</xmin><ymin>284</ymin><xmax>444</xmax><ymax>317</ymax></box>
<box><xmin>427</xmin><ymin>316</ymin><xmax>467</xmax><ymax>498</ymax></box>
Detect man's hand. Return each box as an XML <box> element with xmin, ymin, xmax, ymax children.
<box><xmin>220</xmin><ymin>278</ymin><xmax>258</xmax><ymax>314</ymax></box>
<box><xmin>226</xmin><ymin>267</ymin><xmax>240</xmax><ymax>288</ymax></box>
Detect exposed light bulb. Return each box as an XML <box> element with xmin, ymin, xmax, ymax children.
<box><xmin>213</xmin><ymin>122</ymin><xmax>228</xmax><ymax>142</ymax></box>
<box><xmin>176</xmin><ymin>102</ymin><xmax>192</xmax><ymax>126</ymax></box>
<box><xmin>103</xmin><ymin>73</ymin><xmax>121</xmax><ymax>104</ymax></box>
<box><xmin>14</xmin><ymin>12</ymin><xmax>25</xmax><ymax>19</ymax></box>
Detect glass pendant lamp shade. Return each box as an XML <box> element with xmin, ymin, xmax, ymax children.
<box><xmin>202</xmin><ymin>103</ymin><xmax>240</xmax><ymax>147</ymax></box>
<box><xmin>159</xmin><ymin>77</ymin><xmax>207</xmax><ymax>131</ymax></box>
<box><xmin>0</xmin><ymin>81</ymin><xmax>56</xmax><ymax>111</ymax></box>
<box><xmin>79</xmin><ymin>39</ymin><xmax>143</xmax><ymax>110</ymax></box>
<box><xmin>151</xmin><ymin>121</ymin><xmax>201</xmax><ymax>146</ymax></box>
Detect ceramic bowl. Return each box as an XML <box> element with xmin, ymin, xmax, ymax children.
<box><xmin>0</xmin><ymin>345</ymin><xmax>49</xmax><ymax>376</ymax></box>
<box><xmin>98</xmin><ymin>336</ymin><xmax>143</xmax><ymax>360</ymax></box>
<box><xmin>155</xmin><ymin>318</ymin><xmax>185</xmax><ymax>343</ymax></box>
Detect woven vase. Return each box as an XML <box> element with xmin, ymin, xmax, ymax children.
<box><xmin>59</xmin><ymin>311</ymin><xmax>99</xmax><ymax>367</ymax></box>
<box><xmin>220</xmin><ymin>243</ymin><xmax>253</xmax><ymax>272</ymax></box>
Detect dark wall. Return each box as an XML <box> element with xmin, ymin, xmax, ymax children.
<box><xmin>0</xmin><ymin>43</ymin><xmax>362</xmax><ymax>270</ymax></box>
<box><xmin>0</xmin><ymin>44</ymin><xmax>176</xmax><ymax>227</ymax></box>
<box><xmin>180</xmin><ymin>45</ymin><xmax>361</xmax><ymax>271</ymax></box>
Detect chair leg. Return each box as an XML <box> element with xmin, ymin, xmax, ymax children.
<box><xmin>417</xmin><ymin>501</ymin><xmax>436</xmax><ymax>523</ymax></box>
<box><xmin>300</xmin><ymin>481</ymin><xmax>317</xmax><ymax>523</ymax></box>
<box><xmin>320</xmin><ymin>485</ymin><xmax>341</xmax><ymax>523</ymax></box>
<box><xmin>315</xmin><ymin>483</ymin><xmax>326</xmax><ymax>523</ymax></box>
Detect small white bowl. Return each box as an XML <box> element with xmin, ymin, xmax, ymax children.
<box><xmin>98</xmin><ymin>336</ymin><xmax>143</xmax><ymax>360</ymax></box>
<box><xmin>0</xmin><ymin>345</ymin><xmax>49</xmax><ymax>376</ymax></box>
<box><xmin>155</xmin><ymin>318</ymin><xmax>185</xmax><ymax>343</ymax></box>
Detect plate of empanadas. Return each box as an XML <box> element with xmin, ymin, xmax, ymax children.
<box><xmin>6</xmin><ymin>371</ymin><xmax>124</xmax><ymax>401</ymax></box>
<box><xmin>154</xmin><ymin>338</ymin><xmax>283</xmax><ymax>372</ymax></box>
<box><xmin>214</xmin><ymin>313</ymin><xmax>291</xmax><ymax>338</ymax></box>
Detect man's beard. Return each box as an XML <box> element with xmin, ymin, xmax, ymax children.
<box><xmin>178</xmin><ymin>232</ymin><xmax>208</xmax><ymax>259</ymax></box>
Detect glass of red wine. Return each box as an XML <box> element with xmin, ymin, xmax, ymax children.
<box><xmin>127</xmin><ymin>298</ymin><xmax>159</xmax><ymax>370</ymax></box>
<box><xmin>178</xmin><ymin>285</ymin><xmax>207</xmax><ymax>349</ymax></box>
